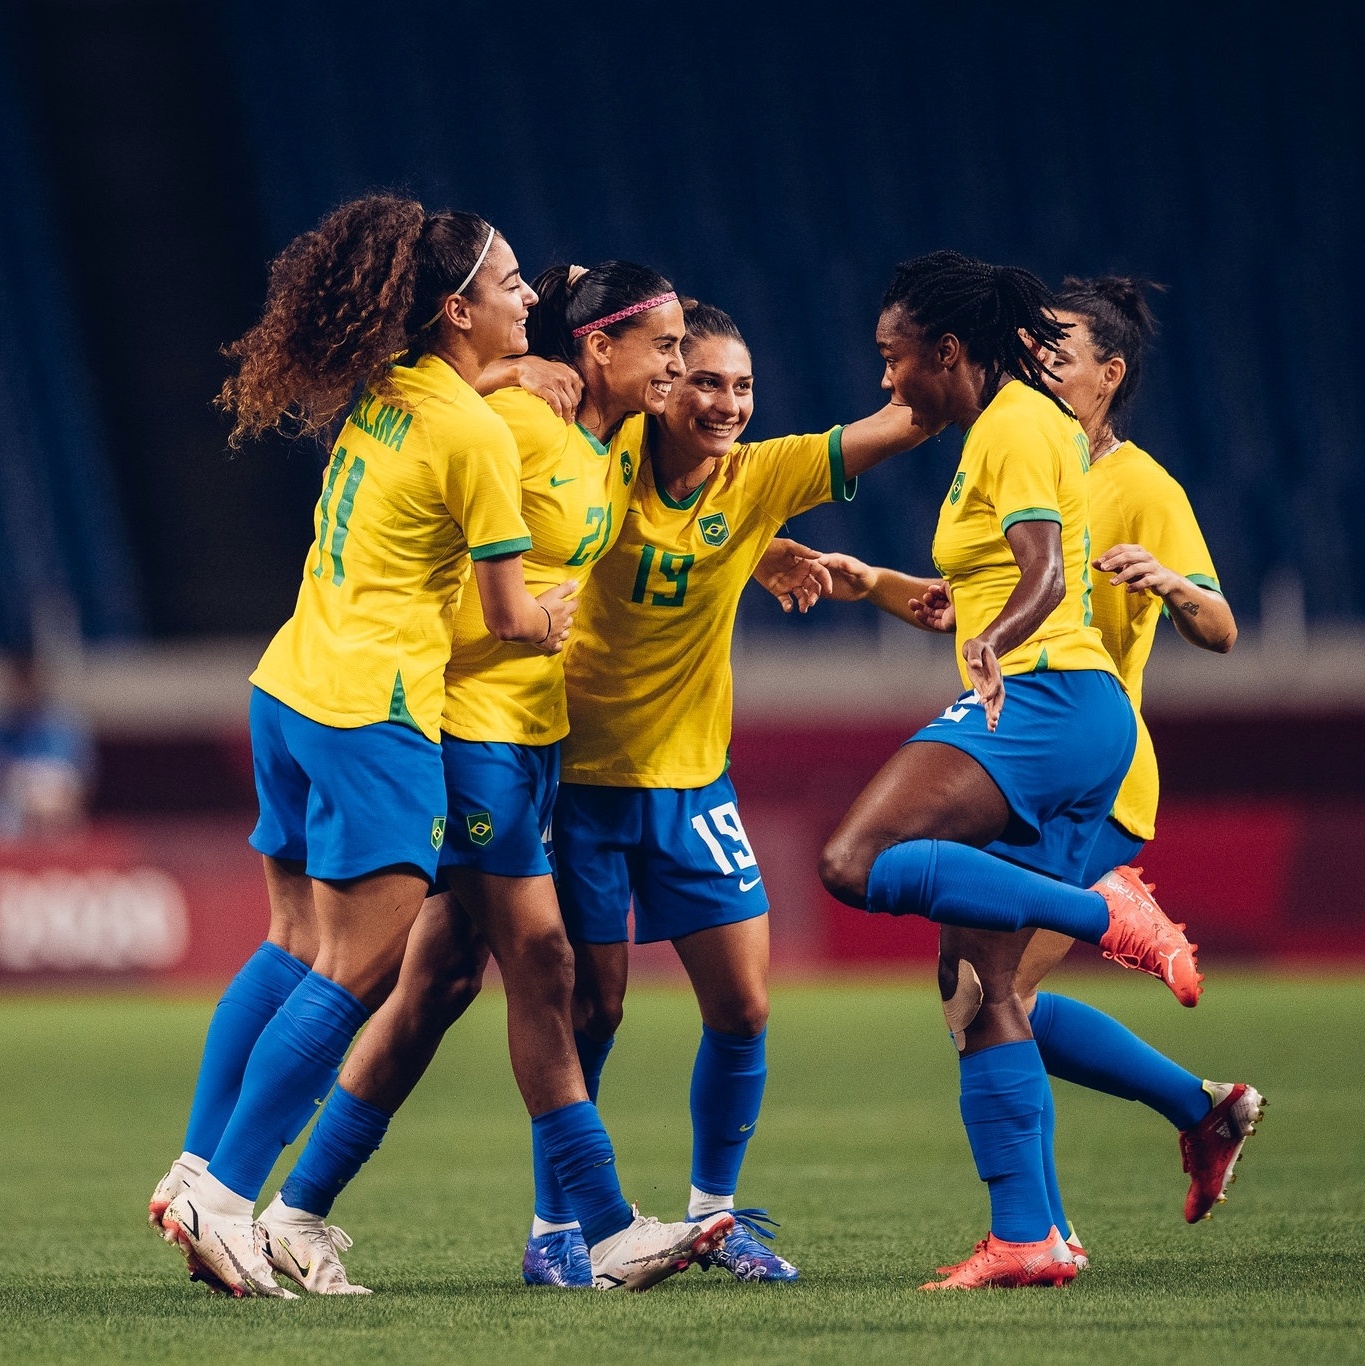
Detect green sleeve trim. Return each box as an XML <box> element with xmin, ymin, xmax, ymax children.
<box><xmin>1187</xmin><ymin>573</ymin><xmax>1222</xmax><ymax>592</ymax></box>
<box><xmin>470</xmin><ymin>535</ymin><xmax>534</xmax><ymax>561</ymax></box>
<box><xmin>1000</xmin><ymin>507</ymin><xmax>1062</xmax><ymax>533</ymax></box>
<box><xmin>829</xmin><ymin>426</ymin><xmax>857</xmax><ymax>503</ymax></box>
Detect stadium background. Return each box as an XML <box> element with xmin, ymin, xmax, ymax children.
<box><xmin>1</xmin><ymin>1</ymin><xmax>1362</xmax><ymax>986</ymax></box>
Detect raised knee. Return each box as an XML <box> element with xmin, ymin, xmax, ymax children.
<box><xmin>819</xmin><ymin>837</ymin><xmax>870</xmax><ymax>908</ymax></box>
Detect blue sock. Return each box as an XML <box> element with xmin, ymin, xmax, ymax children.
<box><xmin>958</xmin><ymin>1040</ymin><xmax>1054</xmax><ymax>1243</ymax></box>
<box><xmin>279</xmin><ymin>1086</ymin><xmax>392</xmax><ymax>1218</ymax></box>
<box><xmin>1037</xmin><ymin>1079</ymin><xmax>1069</xmax><ymax>1235</ymax></box>
<box><xmin>1031</xmin><ymin>992</ymin><xmax>1210</xmax><ymax>1130</ymax></box>
<box><xmin>182</xmin><ymin>942</ymin><xmax>309</xmax><ymax>1160</ymax></box>
<box><xmin>532</xmin><ymin>1032</ymin><xmax>614</xmax><ymax>1224</ymax></box>
<box><xmin>208</xmin><ymin>971</ymin><xmax>369</xmax><ymax>1201</ymax></box>
<box><xmin>531</xmin><ymin>1100</ymin><xmax>633</xmax><ymax>1248</ymax></box>
<box><xmin>689</xmin><ymin>1025</ymin><xmax>767</xmax><ymax>1199</ymax></box>
<box><xmin>868</xmin><ymin>840</ymin><xmax>1110</xmax><ymax>942</ymax></box>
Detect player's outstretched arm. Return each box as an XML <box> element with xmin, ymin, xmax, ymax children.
<box><xmin>1093</xmin><ymin>542</ymin><xmax>1237</xmax><ymax>653</ymax></box>
<box><xmin>838</xmin><ymin>401</ymin><xmax>945</xmax><ymax>478</ymax></box>
<box><xmin>473</xmin><ymin>555</ymin><xmax>578</xmax><ymax>654</ymax></box>
<box><xmin>475</xmin><ymin>356</ymin><xmax>582</xmax><ymax>420</ymax></box>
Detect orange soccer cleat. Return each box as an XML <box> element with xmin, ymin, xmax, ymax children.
<box><xmin>1094</xmin><ymin>866</ymin><xmax>1203</xmax><ymax>1006</ymax></box>
<box><xmin>1180</xmin><ymin>1081</ymin><xmax>1268</xmax><ymax>1222</ymax></box>
<box><xmin>920</xmin><ymin>1229</ymin><xmax>1077</xmax><ymax>1290</ymax></box>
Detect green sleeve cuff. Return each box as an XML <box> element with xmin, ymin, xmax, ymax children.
<box><xmin>1187</xmin><ymin>573</ymin><xmax>1222</xmax><ymax>592</ymax></box>
<box><xmin>829</xmin><ymin>427</ymin><xmax>857</xmax><ymax>503</ymax></box>
<box><xmin>470</xmin><ymin>535</ymin><xmax>534</xmax><ymax>561</ymax></box>
<box><xmin>1000</xmin><ymin>507</ymin><xmax>1062</xmax><ymax>533</ymax></box>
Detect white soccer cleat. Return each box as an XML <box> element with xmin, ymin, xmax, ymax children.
<box><xmin>162</xmin><ymin>1189</ymin><xmax>297</xmax><ymax>1298</ymax></box>
<box><xmin>257</xmin><ymin>1192</ymin><xmax>372</xmax><ymax>1294</ymax></box>
<box><xmin>590</xmin><ymin>1207</ymin><xmax>734</xmax><ymax>1291</ymax></box>
<box><xmin>148</xmin><ymin>1159</ymin><xmax>200</xmax><ymax>1243</ymax></box>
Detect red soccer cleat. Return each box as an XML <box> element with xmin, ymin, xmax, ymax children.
<box><xmin>920</xmin><ymin>1229</ymin><xmax>1077</xmax><ymax>1290</ymax></box>
<box><xmin>1180</xmin><ymin>1081</ymin><xmax>1267</xmax><ymax>1222</ymax></box>
<box><xmin>1095</xmin><ymin>866</ymin><xmax>1203</xmax><ymax>1006</ymax></box>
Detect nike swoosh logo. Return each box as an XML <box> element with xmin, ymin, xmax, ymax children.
<box><xmin>738</xmin><ymin>876</ymin><xmax>761</xmax><ymax>892</ymax></box>
<box><xmin>279</xmin><ymin>1234</ymin><xmax>312</xmax><ymax>1276</ymax></box>
<box><xmin>183</xmin><ymin>1200</ymin><xmax>200</xmax><ymax>1240</ymax></box>
<box><xmin>739</xmin><ymin>1121</ymin><xmax>756</xmax><ymax>1132</ymax></box>
<box><xmin>549</xmin><ymin>475</ymin><xmax>576</xmax><ymax>487</ymax></box>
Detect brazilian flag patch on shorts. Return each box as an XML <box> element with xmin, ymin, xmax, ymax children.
<box><xmin>466</xmin><ymin>811</ymin><xmax>494</xmax><ymax>846</ymax></box>
<box><xmin>430</xmin><ymin>817</ymin><xmax>446</xmax><ymax>850</ymax></box>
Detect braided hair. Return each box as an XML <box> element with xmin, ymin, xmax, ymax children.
<box><xmin>881</xmin><ymin>250</ymin><xmax>1071</xmax><ymax>414</ymax></box>
<box><xmin>216</xmin><ymin>194</ymin><xmax>495</xmax><ymax>446</ymax></box>
<box><xmin>1054</xmin><ymin>275</ymin><xmax>1165</xmax><ymax>435</ymax></box>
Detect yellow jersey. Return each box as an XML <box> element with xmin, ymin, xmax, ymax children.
<box><xmin>1088</xmin><ymin>441</ymin><xmax>1221</xmax><ymax>840</ymax></box>
<box><xmin>561</xmin><ymin>426</ymin><xmax>854</xmax><ymax>788</ymax></box>
<box><xmin>440</xmin><ymin>392</ymin><xmax>643</xmax><ymax>744</ymax></box>
<box><xmin>250</xmin><ymin>353</ymin><xmax>531</xmax><ymax>742</ymax></box>
<box><xmin>931</xmin><ymin>381</ymin><xmax>1117</xmax><ymax>686</ymax></box>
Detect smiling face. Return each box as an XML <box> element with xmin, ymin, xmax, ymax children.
<box><xmin>465</xmin><ymin>236</ymin><xmax>538</xmax><ymax>361</ymax></box>
<box><xmin>660</xmin><ymin>334</ymin><xmax>755</xmax><ymax>460</ymax></box>
<box><xmin>588</xmin><ymin>297</ymin><xmax>687</xmax><ymax>416</ymax></box>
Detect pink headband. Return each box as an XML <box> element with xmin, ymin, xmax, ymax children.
<box><xmin>571</xmin><ymin>292</ymin><xmax>678</xmax><ymax>338</ymax></box>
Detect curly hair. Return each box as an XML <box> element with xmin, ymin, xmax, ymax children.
<box><xmin>216</xmin><ymin>194</ymin><xmax>493</xmax><ymax>446</ymax></box>
<box><xmin>1054</xmin><ymin>274</ymin><xmax>1166</xmax><ymax>433</ymax></box>
<box><xmin>526</xmin><ymin>260</ymin><xmax>676</xmax><ymax>366</ymax></box>
<box><xmin>881</xmin><ymin>249</ymin><xmax>1071</xmax><ymax>414</ymax></box>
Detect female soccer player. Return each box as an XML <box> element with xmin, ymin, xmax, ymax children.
<box><xmin>519</xmin><ymin>301</ymin><xmax>946</xmax><ymax>1286</ymax></box>
<box><xmin>1016</xmin><ymin>276</ymin><xmax>1262</xmax><ymax>1240</ymax></box>
<box><xmin>149</xmin><ymin>195</ymin><xmax>577</xmax><ymax>1297</ymax></box>
<box><xmin>817</xmin><ymin>250</ymin><xmax>1200</xmax><ymax>1290</ymax></box>
<box><xmin>251</xmin><ymin>263</ymin><xmax>736</xmax><ymax>1294</ymax></box>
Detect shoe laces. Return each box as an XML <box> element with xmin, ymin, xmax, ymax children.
<box><xmin>728</xmin><ymin>1208</ymin><xmax>781</xmax><ymax>1244</ymax></box>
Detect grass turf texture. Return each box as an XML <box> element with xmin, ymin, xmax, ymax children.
<box><xmin>1</xmin><ymin>971</ymin><xmax>1362</xmax><ymax>1365</ymax></box>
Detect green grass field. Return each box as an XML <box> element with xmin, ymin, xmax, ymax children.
<box><xmin>2</xmin><ymin>970</ymin><xmax>1362</xmax><ymax>1364</ymax></box>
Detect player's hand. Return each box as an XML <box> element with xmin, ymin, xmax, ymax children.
<box><xmin>962</xmin><ymin>637</ymin><xmax>1004</xmax><ymax>730</ymax></box>
<box><xmin>1093</xmin><ymin>542</ymin><xmax>1178</xmax><ymax>598</ymax></box>
<box><xmin>814</xmin><ymin>553</ymin><xmax>880</xmax><ymax>603</ymax></box>
<box><xmin>508</xmin><ymin>357</ymin><xmax>583</xmax><ymax>421</ymax></box>
<box><xmin>755</xmin><ymin>538</ymin><xmax>833</xmax><ymax>613</ymax></box>
<box><xmin>907</xmin><ymin>580</ymin><xmax>954</xmax><ymax>631</ymax></box>
<box><xmin>534</xmin><ymin>579</ymin><xmax>578</xmax><ymax>654</ymax></box>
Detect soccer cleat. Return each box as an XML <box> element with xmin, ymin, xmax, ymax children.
<box><xmin>257</xmin><ymin>1192</ymin><xmax>371</xmax><ymax>1294</ymax></box>
<box><xmin>921</xmin><ymin>1228</ymin><xmax>1077</xmax><ymax>1290</ymax></box>
<box><xmin>1095</xmin><ymin>865</ymin><xmax>1203</xmax><ymax>1006</ymax></box>
<box><xmin>694</xmin><ymin>1208</ymin><xmax>798</xmax><ymax>1282</ymax></box>
<box><xmin>1058</xmin><ymin>1226</ymin><xmax>1089</xmax><ymax>1272</ymax></box>
<box><xmin>148</xmin><ymin>1159</ymin><xmax>198</xmax><ymax>1243</ymax></box>
<box><xmin>522</xmin><ymin>1226</ymin><xmax>593</xmax><ymax>1288</ymax></box>
<box><xmin>1180</xmin><ymin>1081</ymin><xmax>1267</xmax><ymax>1223</ymax></box>
<box><xmin>162</xmin><ymin>1190</ymin><xmax>297</xmax><ymax>1299</ymax></box>
<box><xmin>590</xmin><ymin>1206</ymin><xmax>734</xmax><ymax>1291</ymax></box>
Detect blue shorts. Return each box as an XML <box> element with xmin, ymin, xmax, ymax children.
<box><xmin>436</xmin><ymin>737</ymin><xmax>558</xmax><ymax>879</ymax></box>
<box><xmin>1080</xmin><ymin>817</ymin><xmax>1146</xmax><ymax>888</ymax></box>
<box><xmin>908</xmin><ymin>669</ymin><xmax>1136</xmax><ymax>886</ymax></box>
<box><xmin>248</xmin><ymin>687</ymin><xmax>447</xmax><ymax>882</ymax></box>
<box><xmin>554</xmin><ymin>773</ymin><xmax>770</xmax><ymax>945</ymax></box>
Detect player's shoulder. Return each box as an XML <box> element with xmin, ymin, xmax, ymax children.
<box><xmin>1102</xmin><ymin>440</ymin><xmax>1188</xmax><ymax>502</ymax></box>
<box><xmin>483</xmin><ymin>385</ymin><xmax>567</xmax><ymax>451</ymax></box>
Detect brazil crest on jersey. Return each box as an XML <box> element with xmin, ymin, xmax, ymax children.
<box><xmin>931</xmin><ymin>381</ymin><xmax>1117</xmax><ymax>686</ymax></box>
<box><xmin>561</xmin><ymin>426</ymin><xmax>854</xmax><ymax>788</ymax></box>
<box><xmin>1088</xmin><ymin>441</ymin><xmax>1221</xmax><ymax>841</ymax></box>
<box><xmin>250</xmin><ymin>353</ymin><xmax>531</xmax><ymax>742</ymax></box>
<box><xmin>440</xmin><ymin>391</ymin><xmax>644</xmax><ymax>745</ymax></box>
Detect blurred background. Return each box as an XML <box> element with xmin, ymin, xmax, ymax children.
<box><xmin>2</xmin><ymin>0</ymin><xmax>1361</xmax><ymax>987</ymax></box>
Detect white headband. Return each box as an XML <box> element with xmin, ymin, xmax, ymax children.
<box><xmin>421</xmin><ymin>224</ymin><xmax>497</xmax><ymax>330</ymax></box>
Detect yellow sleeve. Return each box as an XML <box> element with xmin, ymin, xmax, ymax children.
<box><xmin>749</xmin><ymin>428</ymin><xmax>856</xmax><ymax>522</ymax></box>
<box><xmin>429</xmin><ymin>402</ymin><xmax>532</xmax><ymax>560</ymax></box>
<box><xmin>981</xmin><ymin>422</ymin><xmax>1063</xmax><ymax>533</ymax></box>
<box><xmin>1121</xmin><ymin>463</ymin><xmax>1220</xmax><ymax>589</ymax></box>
